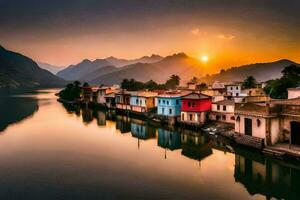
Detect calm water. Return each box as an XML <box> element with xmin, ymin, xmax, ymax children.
<box><xmin>0</xmin><ymin>89</ymin><xmax>300</xmax><ymax>200</ymax></box>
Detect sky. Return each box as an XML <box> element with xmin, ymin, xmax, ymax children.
<box><xmin>0</xmin><ymin>0</ymin><xmax>300</xmax><ymax>70</ymax></box>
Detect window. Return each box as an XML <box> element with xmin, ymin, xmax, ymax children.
<box><xmin>223</xmin><ymin>106</ymin><xmax>226</xmax><ymax>111</ymax></box>
<box><xmin>163</xmin><ymin>100</ymin><xmax>165</xmax><ymax>104</ymax></box>
<box><xmin>140</xmin><ymin>100</ymin><xmax>142</xmax><ymax>105</ymax></box>
<box><xmin>189</xmin><ymin>114</ymin><xmax>193</xmax><ymax>121</ymax></box>
<box><xmin>188</xmin><ymin>102</ymin><xmax>191</xmax><ymax>107</ymax></box>
<box><xmin>222</xmin><ymin>115</ymin><xmax>226</xmax><ymax>120</ymax></box>
<box><xmin>162</xmin><ymin>108</ymin><xmax>165</xmax><ymax>114</ymax></box>
<box><xmin>231</xmin><ymin>87</ymin><xmax>233</xmax><ymax>90</ymax></box>
<box><xmin>257</xmin><ymin>119</ymin><xmax>261</xmax><ymax>127</ymax></box>
<box><xmin>236</xmin><ymin>116</ymin><xmax>240</xmax><ymax>122</ymax></box>
<box><xmin>159</xmin><ymin>99</ymin><xmax>161</xmax><ymax>104</ymax></box>
<box><xmin>217</xmin><ymin>105</ymin><xmax>220</xmax><ymax>110</ymax></box>
<box><xmin>169</xmin><ymin>109</ymin><xmax>172</xmax><ymax>114</ymax></box>
<box><xmin>136</xmin><ymin>99</ymin><xmax>139</xmax><ymax>104</ymax></box>
<box><xmin>176</xmin><ymin>99</ymin><xmax>179</xmax><ymax>105</ymax></box>
<box><xmin>167</xmin><ymin>101</ymin><xmax>169</xmax><ymax>105</ymax></box>
<box><xmin>236</xmin><ymin>86</ymin><xmax>239</xmax><ymax>90</ymax></box>
<box><xmin>236</xmin><ymin>93</ymin><xmax>238</xmax><ymax>96</ymax></box>
<box><xmin>231</xmin><ymin>116</ymin><xmax>235</xmax><ymax>120</ymax></box>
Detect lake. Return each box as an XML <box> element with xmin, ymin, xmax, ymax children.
<box><xmin>0</xmin><ymin>89</ymin><xmax>299</xmax><ymax>200</ymax></box>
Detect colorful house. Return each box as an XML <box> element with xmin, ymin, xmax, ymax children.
<box><xmin>115</xmin><ymin>91</ymin><xmax>134</xmax><ymax>111</ymax></box>
<box><xmin>130</xmin><ymin>91</ymin><xmax>158</xmax><ymax>113</ymax></box>
<box><xmin>210</xmin><ymin>99</ymin><xmax>235</xmax><ymax>124</ymax></box>
<box><xmin>96</xmin><ymin>85</ymin><xmax>120</xmax><ymax>105</ymax></box>
<box><xmin>157</xmin><ymin>93</ymin><xmax>182</xmax><ymax>117</ymax></box>
<box><xmin>180</xmin><ymin>92</ymin><xmax>212</xmax><ymax>125</ymax></box>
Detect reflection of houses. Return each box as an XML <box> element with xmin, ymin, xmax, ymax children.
<box><xmin>96</xmin><ymin>110</ymin><xmax>106</xmax><ymax>126</ymax></box>
<box><xmin>234</xmin><ymin>152</ymin><xmax>300</xmax><ymax>199</ymax></box>
<box><xmin>116</xmin><ymin>115</ymin><xmax>131</xmax><ymax>133</ymax></box>
<box><xmin>82</xmin><ymin>108</ymin><xmax>93</xmax><ymax>124</ymax></box>
<box><xmin>180</xmin><ymin>92</ymin><xmax>212</xmax><ymax>125</ymax></box>
<box><xmin>235</xmin><ymin>94</ymin><xmax>300</xmax><ymax>147</ymax></box>
<box><xmin>210</xmin><ymin>100</ymin><xmax>235</xmax><ymax>124</ymax></box>
<box><xmin>130</xmin><ymin>91</ymin><xmax>157</xmax><ymax>113</ymax></box>
<box><xmin>131</xmin><ymin>119</ymin><xmax>156</xmax><ymax>140</ymax></box>
<box><xmin>181</xmin><ymin>130</ymin><xmax>212</xmax><ymax>161</ymax></box>
<box><xmin>157</xmin><ymin>128</ymin><xmax>181</xmax><ymax>150</ymax></box>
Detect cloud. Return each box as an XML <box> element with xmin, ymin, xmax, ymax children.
<box><xmin>217</xmin><ymin>34</ymin><xmax>235</xmax><ymax>40</ymax></box>
<box><xmin>190</xmin><ymin>28</ymin><xmax>200</xmax><ymax>35</ymax></box>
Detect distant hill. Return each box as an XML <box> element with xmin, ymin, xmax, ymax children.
<box><xmin>0</xmin><ymin>45</ymin><xmax>66</xmax><ymax>89</ymax></box>
<box><xmin>56</xmin><ymin>59</ymin><xmax>113</xmax><ymax>81</ymax></box>
<box><xmin>37</xmin><ymin>61</ymin><xmax>65</xmax><ymax>74</ymax></box>
<box><xmin>80</xmin><ymin>65</ymin><xmax>119</xmax><ymax>82</ymax></box>
<box><xmin>105</xmin><ymin>54</ymin><xmax>163</xmax><ymax>67</ymax></box>
<box><xmin>90</xmin><ymin>53</ymin><xmax>204</xmax><ymax>85</ymax></box>
<box><xmin>200</xmin><ymin>59</ymin><xmax>299</xmax><ymax>83</ymax></box>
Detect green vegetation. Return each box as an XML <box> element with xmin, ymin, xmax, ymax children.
<box><xmin>121</xmin><ymin>75</ymin><xmax>181</xmax><ymax>91</ymax></box>
<box><xmin>58</xmin><ymin>81</ymin><xmax>82</xmax><ymax>101</ymax></box>
<box><xmin>264</xmin><ymin>64</ymin><xmax>300</xmax><ymax>99</ymax></box>
<box><xmin>242</xmin><ymin>76</ymin><xmax>257</xmax><ymax>89</ymax></box>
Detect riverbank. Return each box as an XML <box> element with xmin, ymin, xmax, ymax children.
<box><xmin>57</xmin><ymin>98</ymin><xmax>300</xmax><ymax>162</ymax></box>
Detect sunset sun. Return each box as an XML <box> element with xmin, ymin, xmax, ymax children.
<box><xmin>200</xmin><ymin>55</ymin><xmax>209</xmax><ymax>63</ymax></box>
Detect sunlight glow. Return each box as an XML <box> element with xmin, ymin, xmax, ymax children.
<box><xmin>200</xmin><ymin>55</ymin><xmax>209</xmax><ymax>63</ymax></box>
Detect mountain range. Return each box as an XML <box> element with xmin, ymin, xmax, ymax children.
<box><xmin>37</xmin><ymin>62</ymin><xmax>65</xmax><ymax>74</ymax></box>
<box><xmin>57</xmin><ymin>52</ymin><xmax>298</xmax><ymax>85</ymax></box>
<box><xmin>200</xmin><ymin>59</ymin><xmax>298</xmax><ymax>83</ymax></box>
<box><xmin>0</xmin><ymin>45</ymin><xmax>66</xmax><ymax>88</ymax></box>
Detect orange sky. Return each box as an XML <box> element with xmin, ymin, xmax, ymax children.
<box><xmin>1</xmin><ymin>0</ymin><xmax>300</xmax><ymax>72</ymax></box>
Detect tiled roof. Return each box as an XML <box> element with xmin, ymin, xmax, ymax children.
<box><xmin>214</xmin><ymin>99</ymin><xmax>235</xmax><ymax>106</ymax></box>
<box><xmin>271</xmin><ymin>97</ymin><xmax>300</xmax><ymax>106</ymax></box>
<box><xmin>181</xmin><ymin>92</ymin><xmax>211</xmax><ymax>100</ymax></box>
<box><xmin>235</xmin><ymin>102</ymin><xmax>277</xmax><ymax>117</ymax></box>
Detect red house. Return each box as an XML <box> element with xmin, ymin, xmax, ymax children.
<box><xmin>180</xmin><ymin>92</ymin><xmax>212</xmax><ymax>125</ymax></box>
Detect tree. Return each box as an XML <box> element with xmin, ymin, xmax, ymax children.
<box><xmin>190</xmin><ymin>76</ymin><xmax>198</xmax><ymax>83</ymax></box>
<box><xmin>58</xmin><ymin>81</ymin><xmax>81</xmax><ymax>101</ymax></box>
<box><xmin>145</xmin><ymin>80</ymin><xmax>158</xmax><ymax>90</ymax></box>
<box><xmin>165</xmin><ymin>75</ymin><xmax>180</xmax><ymax>89</ymax></box>
<box><xmin>242</xmin><ymin>76</ymin><xmax>257</xmax><ymax>89</ymax></box>
<box><xmin>264</xmin><ymin>64</ymin><xmax>300</xmax><ymax>99</ymax></box>
<box><xmin>197</xmin><ymin>82</ymin><xmax>208</xmax><ymax>90</ymax></box>
<box><xmin>83</xmin><ymin>82</ymin><xmax>89</xmax><ymax>87</ymax></box>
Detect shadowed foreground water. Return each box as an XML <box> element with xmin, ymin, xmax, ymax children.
<box><xmin>0</xmin><ymin>89</ymin><xmax>300</xmax><ymax>200</ymax></box>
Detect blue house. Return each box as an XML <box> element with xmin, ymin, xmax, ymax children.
<box><xmin>157</xmin><ymin>93</ymin><xmax>182</xmax><ymax>117</ymax></box>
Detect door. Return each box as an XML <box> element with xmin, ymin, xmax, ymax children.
<box><xmin>291</xmin><ymin>121</ymin><xmax>300</xmax><ymax>145</ymax></box>
<box><xmin>244</xmin><ymin>118</ymin><xmax>252</xmax><ymax>136</ymax></box>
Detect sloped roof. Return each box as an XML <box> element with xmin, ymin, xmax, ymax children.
<box><xmin>181</xmin><ymin>92</ymin><xmax>211</xmax><ymax>100</ymax></box>
<box><xmin>214</xmin><ymin>99</ymin><xmax>235</xmax><ymax>106</ymax></box>
<box><xmin>271</xmin><ymin>97</ymin><xmax>300</xmax><ymax>106</ymax></box>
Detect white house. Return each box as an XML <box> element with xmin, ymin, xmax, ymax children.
<box><xmin>210</xmin><ymin>100</ymin><xmax>235</xmax><ymax>124</ymax></box>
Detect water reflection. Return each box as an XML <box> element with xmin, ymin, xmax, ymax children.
<box><xmin>0</xmin><ymin>96</ymin><xmax>38</xmax><ymax>132</ymax></box>
<box><xmin>234</xmin><ymin>147</ymin><xmax>300</xmax><ymax>200</ymax></box>
<box><xmin>64</xmin><ymin>105</ymin><xmax>300</xmax><ymax>200</ymax></box>
<box><xmin>2</xmin><ymin>89</ymin><xmax>300</xmax><ymax>200</ymax></box>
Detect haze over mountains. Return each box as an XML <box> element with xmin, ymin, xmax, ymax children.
<box><xmin>201</xmin><ymin>59</ymin><xmax>298</xmax><ymax>83</ymax></box>
<box><xmin>37</xmin><ymin>62</ymin><xmax>65</xmax><ymax>74</ymax></box>
<box><xmin>1</xmin><ymin>44</ymin><xmax>298</xmax><ymax>89</ymax></box>
<box><xmin>0</xmin><ymin>45</ymin><xmax>66</xmax><ymax>88</ymax></box>
<box><xmin>56</xmin><ymin>52</ymin><xmax>299</xmax><ymax>85</ymax></box>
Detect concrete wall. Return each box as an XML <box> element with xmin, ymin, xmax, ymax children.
<box><xmin>288</xmin><ymin>89</ymin><xmax>300</xmax><ymax>99</ymax></box>
<box><xmin>212</xmin><ymin>104</ymin><xmax>234</xmax><ymax>113</ymax></box>
<box><xmin>181</xmin><ymin>111</ymin><xmax>206</xmax><ymax>123</ymax></box>
<box><xmin>235</xmin><ymin>114</ymin><xmax>282</xmax><ymax>145</ymax></box>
